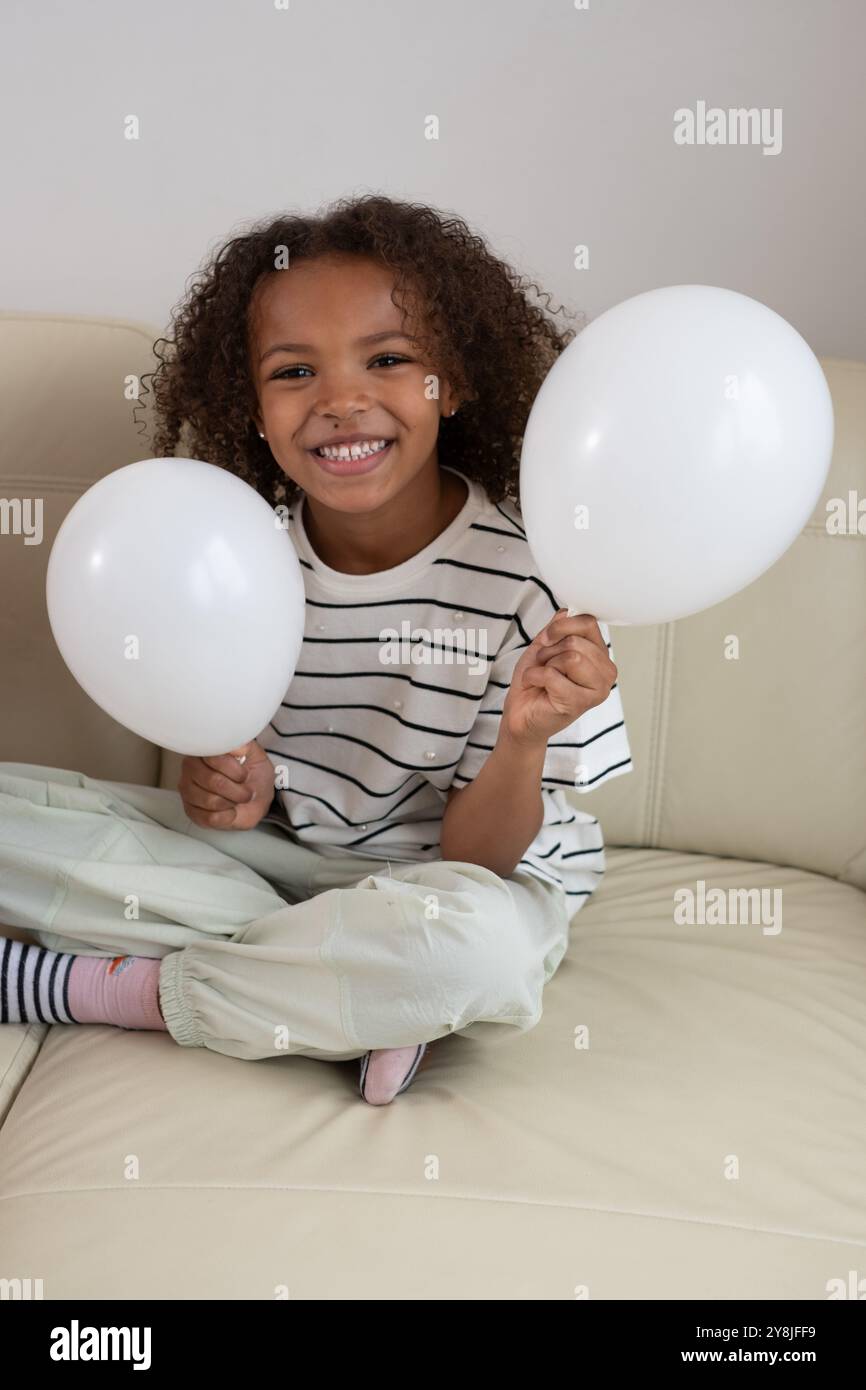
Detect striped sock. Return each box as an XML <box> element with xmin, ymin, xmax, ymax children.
<box><xmin>1</xmin><ymin>937</ymin><xmax>77</xmax><ymax>1024</ymax></box>
<box><xmin>0</xmin><ymin>937</ymin><xmax>167</xmax><ymax>1031</ymax></box>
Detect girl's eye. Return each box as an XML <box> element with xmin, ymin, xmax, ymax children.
<box><xmin>371</xmin><ymin>354</ymin><xmax>409</xmax><ymax>368</ymax></box>
<box><xmin>272</xmin><ymin>365</ymin><xmax>313</xmax><ymax>380</ymax></box>
<box><xmin>271</xmin><ymin>354</ymin><xmax>409</xmax><ymax>381</ymax></box>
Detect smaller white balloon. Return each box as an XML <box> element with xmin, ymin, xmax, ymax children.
<box><xmin>46</xmin><ymin>458</ymin><xmax>305</xmax><ymax>755</ymax></box>
<box><xmin>519</xmin><ymin>285</ymin><xmax>835</xmax><ymax>626</ymax></box>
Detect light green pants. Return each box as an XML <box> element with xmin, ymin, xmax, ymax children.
<box><xmin>0</xmin><ymin>762</ymin><xmax>571</xmax><ymax>1063</ymax></box>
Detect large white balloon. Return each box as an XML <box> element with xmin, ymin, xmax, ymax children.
<box><xmin>519</xmin><ymin>285</ymin><xmax>835</xmax><ymax>625</ymax></box>
<box><xmin>46</xmin><ymin>458</ymin><xmax>305</xmax><ymax>755</ymax></box>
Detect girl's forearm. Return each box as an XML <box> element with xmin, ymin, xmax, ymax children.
<box><xmin>439</xmin><ymin>729</ymin><xmax>547</xmax><ymax>877</ymax></box>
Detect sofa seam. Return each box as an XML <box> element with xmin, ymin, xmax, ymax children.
<box><xmin>643</xmin><ymin>623</ymin><xmax>670</xmax><ymax>847</ymax></box>
<box><xmin>0</xmin><ymin>1183</ymin><xmax>862</xmax><ymax>1249</ymax></box>
<box><xmin>652</xmin><ymin>621</ymin><xmax>675</xmax><ymax>848</ymax></box>
<box><xmin>0</xmin><ymin>1023</ymin><xmax>50</xmax><ymax>1127</ymax></box>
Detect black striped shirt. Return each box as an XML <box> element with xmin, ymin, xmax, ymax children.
<box><xmin>255</xmin><ymin>466</ymin><xmax>634</xmax><ymax>906</ymax></box>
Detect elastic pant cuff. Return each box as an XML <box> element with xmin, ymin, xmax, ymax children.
<box><xmin>158</xmin><ymin>950</ymin><xmax>204</xmax><ymax>1048</ymax></box>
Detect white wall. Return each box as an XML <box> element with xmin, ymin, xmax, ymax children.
<box><xmin>2</xmin><ymin>0</ymin><xmax>864</xmax><ymax>358</ymax></box>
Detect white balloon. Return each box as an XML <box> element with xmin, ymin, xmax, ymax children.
<box><xmin>519</xmin><ymin>285</ymin><xmax>835</xmax><ymax>625</ymax></box>
<box><xmin>46</xmin><ymin>458</ymin><xmax>305</xmax><ymax>755</ymax></box>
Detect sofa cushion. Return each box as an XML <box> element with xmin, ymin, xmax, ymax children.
<box><xmin>1</xmin><ymin>846</ymin><xmax>862</xmax><ymax>1299</ymax></box>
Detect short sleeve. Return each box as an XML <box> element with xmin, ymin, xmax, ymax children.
<box><xmin>541</xmin><ymin>627</ymin><xmax>633</xmax><ymax>793</ymax></box>
<box><xmin>452</xmin><ymin>578</ymin><xmax>634</xmax><ymax>795</ymax></box>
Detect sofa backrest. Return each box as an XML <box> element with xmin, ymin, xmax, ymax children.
<box><xmin>1</xmin><ymin>315</ymin><xmax>863</xmax><ymax>888</ymax></box>
<box><xmin>0</xmin><ymin>312</ymin><xmax>164</xmax><ymax>785</ymax></box>
<box><xmin>579</xmin><ymin>357</ymin><xmax>866</xmax><ymax>892</ymax></box>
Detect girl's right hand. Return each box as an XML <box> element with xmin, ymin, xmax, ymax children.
<box><xmin>178</xmin><ymin>740</ymin><xmax>276</xmax><ymax>830</ymax></box>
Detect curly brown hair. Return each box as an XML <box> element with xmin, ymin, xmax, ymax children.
<box><xmin>142</xmin><ymin>193</ymin><xmax>582</xmax><ymax>509</ymax></box>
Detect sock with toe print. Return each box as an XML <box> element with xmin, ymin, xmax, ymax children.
<box><xmin>359</xmin><ymin>1043</ymin><xmax>428</xmax><ymax>1104</ymax></box>
<box><xmin>0</xmin><ymin>937</ymin><xmax>167</xmax><ymax>1031</ymax></box>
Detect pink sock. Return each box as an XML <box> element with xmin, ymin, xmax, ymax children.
<box><xmin>360</xmin><ymin>1043</ymin><xmax>428</xmax><ymax>1104</ymax></box>
<box><xmin>67</xmin><ymin>954</ymin><xmax>168</xmax><ymax>1032</ymax></box>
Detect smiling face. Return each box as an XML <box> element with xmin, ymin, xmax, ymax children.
<box><xmin>249</xmin><ymin>253</ymin><xmax>461</xmax><ymax>513</ymax></box>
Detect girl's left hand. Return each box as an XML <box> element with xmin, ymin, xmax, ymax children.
<box><xmin>501</xmin><ymin>609</ymin><xmax>618</xmax><ymax>748</ymax></box>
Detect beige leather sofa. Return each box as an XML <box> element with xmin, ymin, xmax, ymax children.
<box><xmin>0</xmin><ymin>313</ymin><xmax>863</xmax><ymax>1300</ymax></box>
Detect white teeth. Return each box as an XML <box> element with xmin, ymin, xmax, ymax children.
<box><xmin>316</xmin><ymin>439</ymin><xmax>389</xmax><ymax>461</ymax></box>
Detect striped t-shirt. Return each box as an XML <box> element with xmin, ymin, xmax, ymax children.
<box><xmin>255</xmin><ymin>465</ymin><xmax>634</xmax><ymax>909</ymax></box>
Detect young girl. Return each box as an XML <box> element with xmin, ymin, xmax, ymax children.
<box><xmin>0</xmin><ymin>194</ymin><xmax>632</xmax><ymax>1104</ymax></box>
